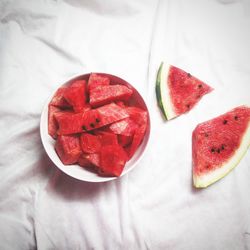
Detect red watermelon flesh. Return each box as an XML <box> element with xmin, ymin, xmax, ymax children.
<box><xmin>80</xmin><ymin>133</ymin><xmax>101</xmax><ymax>153</ymax></box>
<box><xmin>56</xmin><ymin>103</ymin><xmax>129</xmax><ymax>135</ymax></box>
<box><xmin>192</xmin><ymin>106</ymin><xmax>250</xmax><ymax>188</ymax></box>
<box><xmin>97</xmin><ymin>102</ymin><xmax>129</xmax><ymax>128</ymax></box>
<box><xmin>63</xmin><ymin>80</ymin><xmax>88</xmax><ymax>113</ymax></box>
<box><xmin>115</xmin><ymin>101</ymin><xmax>126</xmax><ymax>108</ymax></box>
<box><xmin>89</xmin><ymin>85</ymin><xmax>133</xmax><ymax>107</ymax></box>
<box><xmin>78</xmin><ymin>153</ymin><xmax>101</xmax><ymax>169</ymax></box>
<box><xmin>99</xmin><ymin>144</ymin><xmax>127</xmax><ymax>177</ymax></box>
<box><xmin>109</xmin><ymin>118</ymin><xmax>138</xmax><ymax>136</ymax></box>
<box><xmin>118</xmin><ymin>134</ymin><xmax>133</xmax><ymax>147</ymax></box>
<box><xmin>50</xmin><ymin>87</ymin><xmax>71</xmax><ymax>109</ymax></box>
<box><xmin>109</xmin><ymin>107</ymin><xmax>148</xmax><ymax>136</ymax></box>
<box><xmin>48</xmin><ymin>73</ymin><xmax>149</xmax><ymax>178</ymax></box>
<box><xmin>55</xmin><ymin>135</ymin><xmax>81</xmax><ymax>165</ymax></box>
<box><xmin>88</xmin><ymin>73</ymin><xmax>110</xmax><ymax>91</ymax></box>
<box><xmin>169</xmin><ymin>66</ymin><xmax>213</xmax><ymax>116</ymax></box>
<box><xmin>78</xmin><ymin>155</ymin><xmax>92</xmax><ymax>168</ymax></box>
<box><xmin>48</xmin><ymin>105</ymin><xmax>61</xmax><ymax>139</ymax></box>
<box><xmin>126</xmin><ymin>107</ymin><xmax>148</xmax><ymax>126</ymax></box>
<box><xmin>97</xmin><ymin>131</ymin><xmax>118</xmax><ymax>146</ymax></box>
<box><xmin>127</xmin><ymin>124</ymin><xmax>147</xmax><ymax>159</ymax></box>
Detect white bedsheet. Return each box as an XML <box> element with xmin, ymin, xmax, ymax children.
<box><xmin>1</xmin><ymin>0</ymin><xmax>250</xmax><ymax>249</ymax></box>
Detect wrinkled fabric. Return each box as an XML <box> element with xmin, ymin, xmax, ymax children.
<box><xmin>0</xmin><ymin>0</ymin><xmax>250</xmax><ymax>249</ymax></box>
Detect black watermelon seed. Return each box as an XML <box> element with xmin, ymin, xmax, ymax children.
<box><xmin>90</xmin><ymin>123</ymin><xmax>95</xmax><ymax>128</ymax></box>
<box><xmin>211</xmin><ymin>148</ymin><xmax>215</xmax><ymax>153</ymax></box>
<box><xmin>223</xmin><ymin>120</ymin><xmax>227</xmax><ymax>125</ymax></box>
<box><xmin>217</xmin><ymin>149</ymin><xmax>221</xmax><ymax>153</ymax></box>
<box><xmin>205</xmin><ymin>133</ymin><xmax>209</xmax><ymax>137</ymax></box>
<box><xmin>221</xmin><ymin>144</ymin><xmax>225</xmax><ymax>150</ymax></box>
<box><xmin>234</xmin><ymin>116</ymin><xmax>238</xmax><ymax>120</ymax></box>
<box><xmin>198</xmin><ymin>84</ymin><xmax>202</xmax><ymax>88</ymax></box>
<box><xmin>187</xmin><ymin>73</ymin><xmax>192</xmax><ymax>78</ymax></box>
<box><xmin>82</xmin><ymin>125</ymin><xmax>87</xmax><ymax>130</ymax></box>
<box><xmin>96</xmin><ymin>118</ymin><xmax>100</xmax><ymax>123</ymax></box>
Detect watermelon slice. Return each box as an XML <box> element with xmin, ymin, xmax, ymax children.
<box><xmin>89</xmin><ymin>85</ymin><xmax>133</xmax><ymax>107</ymax></box>
<box><xmin>118</xmin><ymin>135</ymin><xmax>133</xmax><ymax>147</ymax></box>
<box><xmin>97</xmin><ymin>131</ymin><xmax>118</xmax><ymax>146</ymax></box>
<box><xmin>50</xmin><ymin>87</ymin><xmax>71</xmax><ymax>109</ymax></box>
<box><xmin>56</xmin><ymin>103</ymin><xmax>129</xmax><ymax>135</ymax></box>
<box><xmin>156</xmin><ymin>62</ymin><xmax>213</xmax><ymax>120</ymax></box>
<box><xmin>99</xmin><ymin>144</ymin><xmax>127</xmax><ymax>177</ymax></box>
<box><xmin>55</xmin><ymin>135</ymin><xmax>82</xmax><ymax>165</ymax></box>
<box><xmin>88</xmin><ymin>73</ymin><xmax>110</xmax><ymax>91</ymax></box>
<box><xmin>109</xmin><ymin>118</ymin><xmax>138</xmax><ymax>136</ymax></box>
<box><xmin>78</xmin><ymin>153</ymin><xmax>100</xmax><ymax>169</ymax></box>
<box><xmin>80</xmin><ymin>133</ymin><xmax>101</xmax><ymax>153</ymax></box>
<box><xmin>63</xmin><ymin>80</ymin><xmax>88</xmax><ymax>113</ymax></box>
<box><xmin>48</xmin><ymin>105</ymin><xmax>61</xmax><ymax>139</ymax></box>
<box><xmin>127</xmin><ymin>124</ymin><xmax>147</xmax><ymax>159</ymax></box>
<box><xmin>192</xmin><ymin>106</ymin><xmax>250</xmax><ymax>188</ymax></box>
<box><xmin>109</xmin><ymin>107</ymin><xmax>148</xmax><ymax>136</ymax></box>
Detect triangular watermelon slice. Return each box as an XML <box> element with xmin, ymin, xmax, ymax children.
<box><xmin>192</xmin><ymin>106</ymin><xmax>250</xmax><ymax>188</ymax></box>
<box><xmin>55</xmin><ymin>135</ymin><xmax>82</xmax><ymax>165</ymax></box>
<box><xmin>63</xmin><ymin>80</ymin><xmax>88</xmax><ymax>113</ymax></box>
<box><xmin>156</xmin><ymin>62</ymin><xmax>213</xmax><ymax>120</ymax></box>
<box><xmin>56</xmin><ymin>103</ymin><xmax>129</xmax><ymax>135</ymax></box>
<box><xmin>49</xmin><ymin>87</ymin><xmax>71</xmax><ymax>109</ymax></box>
<box><xmin>99</xmin><ymin>144</ymin><xmax>127</xmax><ymax>177</ymax></box>
<box><xmin>89</xmin><ymin>85</ymin><xmax>133</xmax><ymax>107</ymax></box>
<box><xmin>88</xmin><ymin>73</ymin><xmax>110</xmax><ymax>91</ymax></box>
<box><xmin>80</xmin><ymin>133</ymin><xmax>101</xmax><ymax>153</ymax></box>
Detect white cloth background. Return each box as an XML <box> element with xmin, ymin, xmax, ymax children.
<box><xmin>1</xmin><ymin>0</ymin><xmax>250</xmax><ymax>249</ymax></box>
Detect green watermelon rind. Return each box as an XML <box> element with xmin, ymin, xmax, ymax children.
<box><xmin>155</xmin><ymin>62</ymin><xmax>176</xmax><ymax>120</ymax></box>
<box><xmin>193</xmin><ymin>121</ymin><xmax>250</xmax><ymax>188</ymax></box>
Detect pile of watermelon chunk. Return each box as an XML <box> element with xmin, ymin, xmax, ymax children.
<box><xmin>48</xmin><ymin>73</ymin><xmax>148</xmax><ymax>177</ymax></box>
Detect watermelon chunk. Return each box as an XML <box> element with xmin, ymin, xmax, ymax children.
<box><xmin>63</xmin><ymin>80</ymin><xmax>88</xmax><ymax>113</ymax></box>
<box><xmin>80</xmin><ymin>133</ymin><xmax>101</xmax><ymax>153</ymax></box>
<box><xmin>55</xmin><ymin>135</ymin><xmax>81</xmax><ymax>165</ymax></box>
<box><xmin>97</xmin><ymin>131</ymin><xmax>118</xmax><ymax>146</ymax></box>
<box><xmin>50</xmin><ymin>87</ymin><xmax>71</xmax><ymax>109</ymax></box>
<box><xmin>89</xmin><ymin>85</ymin><xmax>133</xmax><ymax>107</ymax></box>
<box><xmin>156</xmin><ymin>62</ymin><xmax>213</xmax><ymax>120</ymax></box>
<box><xmin>192</xmin><ymin>106</ymin><xmax>250</xmax><ymax>188</ymax></box>
<box><xmin>118</xmin><ymin>135</ymin><xmax>133</xmax><ymax>147</ymax></box>
<box><xmin>48</xmin><ymin>105</ymin><xmax>61</xmax><ymax>139</ymax></box>
<box><xmin>127</xmin><ymin>107</ymin><xmax>148</xmax><ymax>127</ymax></box>
<box><xmin>88</xmin><ymin>73</ymin><xmax>110</xmax><ymax>91</ymax></box>
<box><xmin>56</xmin><ymin>103</ymin><xmax>129</xmax><ymax>135</ymax></box>
<box><xmin>99</xmin><ymin>144</ymin><xmax>127</xmax><ymax>177</ymax></box>
<box><xmin>78</xmin><ymin>153</ymin><xmax>100</xmax><ymax>169</ymax></box>
<box><xmin>109</xmin><ymin>118</ymin><xmax>138</xmax><ymax>136</ymax></box>
<box><xmin>127</xmin><ymin>124</ymin><xmax>147</xmax><ymax>159</ymax></box>
<box><xmin>109</xmin><ymin>107</ymin><xmax>148</xmax><ymax>136</ymax></box>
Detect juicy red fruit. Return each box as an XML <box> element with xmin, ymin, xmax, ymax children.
<box><xmin>63</xmin><ymin>80</ymin><xmax>88</xmax><ymax>113</ymax></box>
<box><xmin>88</xmin><ymin>73</ymin><xmax>110</xmax><ymax>91</ymax></box>
<box><xmin>89</xmin><ymin>85</ymin><xmax>133</xmax><ymax>107</ymax></box>
<box><xmin>48</xmin><ymin>73</ymin><xmax>149</xmax><ymax>178</ymax></box>
<box><xmin>193</xmin><ymin>106</ymin><xmax>250</xmax><ymax>176</ymax></box>
<box><xmin>55</xmin><ymin>135</ymin><xmax>81</xmax><ymax>164</ymax></box>
<box><xmin>168</xmin><ymin>66</ymin><xmax>213</xmax><ymax>115</ymax></box>
<box><xmin>99</xmin><ymin>145</ymin><xmax>127</xmax><ymax>177</ymax></box>
<box><xmin>80</xmin><ymin>133</ymin><xmax>101</xmax><ymax>153</ymax></box>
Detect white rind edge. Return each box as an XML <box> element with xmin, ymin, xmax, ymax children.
<box><xmin>193</xmin><ymin>122</ymin><xmax>250</xmax><ymax>188</ymax></box>
<box><xmin>160</xmin><ymin>63</ymin><xmax>177</xmax><ymax>119</ymax></box>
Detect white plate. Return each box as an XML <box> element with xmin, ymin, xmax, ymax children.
<box><xmin>40</xmin><ymin>73</ymin><xmax>151</xmax><ymax>182</ymax></box>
